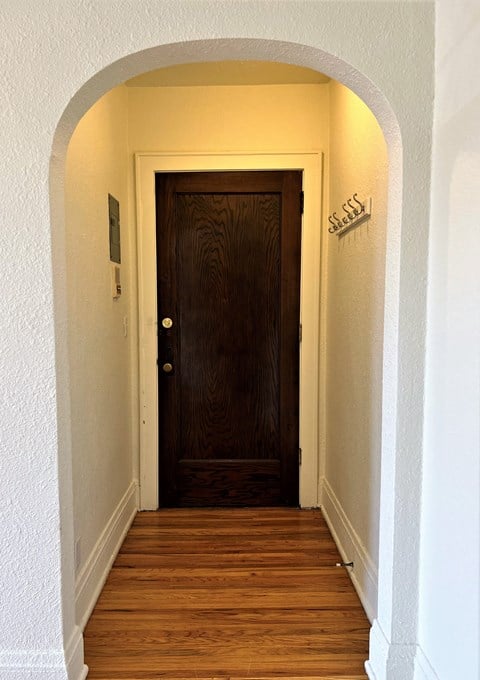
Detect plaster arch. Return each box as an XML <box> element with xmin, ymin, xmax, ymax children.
<box><xmin>50</xmin><ymin>39</ymin><xmax>419</xmax><ymax>680</ymax></box>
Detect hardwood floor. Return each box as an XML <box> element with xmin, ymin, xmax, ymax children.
<box><xmin>84</xmin><ymin>509</ymin><xmax>370</xmax><ymax>679</ymax></box>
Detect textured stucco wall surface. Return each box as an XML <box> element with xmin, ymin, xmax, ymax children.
<box><xmin>418</xmin><ymin>2</ymin><xmax>480</xmax><ymax>678</ymax></box>
<box><xmin>326</xmin><ymin>80</ymin><xmax>388</xmax><ymax>614</ymax></box>
<box><xmin>0</xmin><ymin>2</ymin><xmax>433</xmax><ymax>678</ymax></box>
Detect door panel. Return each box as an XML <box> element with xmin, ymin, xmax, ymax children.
<box><xmin>156</xmin><ymin>171</ymin><xmax>302</xmax><ymax>506</ymax></box>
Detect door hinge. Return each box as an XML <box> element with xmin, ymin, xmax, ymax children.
<box><xmin>300</xmin><ymin>190</ymin><xmax>304</xmax><ymax>215</ymax></box>
<box><xmin>299</xmin><ymin>448</ymin><xmax>302</xmax><ymax>465</ymax></box>
<box><xmin>299</xmin><ymin>323</ymin><xmax>302</xmax><ymax>343</ymax></box>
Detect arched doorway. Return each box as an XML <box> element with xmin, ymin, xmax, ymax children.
<box><xmin>50</xmin><ymin>37</ymin><xmax>427</xmax><ymax>680</ymax></box>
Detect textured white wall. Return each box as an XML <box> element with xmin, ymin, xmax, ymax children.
<box><xmin>0</xmin><ymin>2</ymin><xmax>434</xmax><ymax>679</ymax></box>
<box><xmin>65</xmin><ymin>85</ymin><xmax>134</xmax><ymax>592</ymax></box>
<box><xmin>417</xmin><ymin>2</ymin><xmax>480</xmax><ymax>678</ymax></box>
<box><xmin>325</xmin><ymin>80</ymin><xmax>388</xmax><ymax>617</ymax></box>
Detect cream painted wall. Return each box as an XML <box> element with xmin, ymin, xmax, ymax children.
<box><xmin>323</xmin><ymin>80</ymin><xmax>388</xmax><ymax>619</ymax></box>
<box><xmin>65</xmin><ymin>84</ymin><xmax>135</xmax><ymax>608</ymax></box>
<box><xmin>127</xmin><ymin>83</ymin><xmax>329</xmax><ymax>152</ymax></box>
<box><xmin>417</xmin><ymin>2</ymin><xmax>480</xmax><ymax>678</ymax></box>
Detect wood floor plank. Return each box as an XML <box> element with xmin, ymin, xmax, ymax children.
<box><xmin>84</xmin><ymin>509</ymin><xmax>369</xmax><ymax>679</ymax></box>
<box><xmin>104</xmin><ymin>566</ymin><xmax>355</xmax><ymax>588</ymax></box>
<box><xmin>85</xmin><ymin>608</ymin><xmax>369</xmax><ymax>632</ymax></box>
<box><xmin>114</xmin><ymin>547</ymin><xmax>341</xmax><ymax>567</ymax></box>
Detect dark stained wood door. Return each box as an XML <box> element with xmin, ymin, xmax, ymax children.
<box><xmin>155</xmin><ymin>171</ymin><xmax>302</xmax><ymax>507</ymax></box>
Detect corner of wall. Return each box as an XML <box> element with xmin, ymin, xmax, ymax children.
<box><xmin>322</xmin><ymin>76</ymin><xmax>387</xmax><ymax>626</ymax></box>
<box><xmin>65</xmin><ymin>626</ymin><xmax>89</xmax><ymax>680</ymax></box>
<box><xmin>75</xmin><ymin>480</ymin><xmax>139</xmax><ymax>630</ymax></box>
<box><xmin>366</xmin><ymin>619</ymin><xmax>418</xmax><ymax>680</ymax></box>
<box><xmin>414</xmin><ymin>645</ymin><xmax>440</xmax><ymax>680</ymax></box>
<box><xmin>320</xmin><ymin>476</ymin><xmax>378</xmax><ymax>622</ymax></box>
<box><xmin>66</xmin><ymin>82</ymin><xmax>138</xmax><ymax>615</ymax></box>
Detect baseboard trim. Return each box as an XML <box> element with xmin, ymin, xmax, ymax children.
<box><xmin>0</xmin><ymin>665</ymin><xmax>88</xmax><ymax>680</ymax></box>
<box><xmin>367</xmin><ymin>619</ymin><xmax>419</xmax><ymax>680</ymax></box>
<box><xmin>0</xmin><ymin>651</ymin><xmax>70</xmax><ymax>679</ymax></box>
<box><xmin>320</xmin><ymin>476</ymin><xmax>378</xmax><ymax>622</ymax></box>
<box><xmin>65</xmin><ymin>625</ymin><xmax>88</xmax><ymax>680</ymax></box>
<box><xmin>414</xmin><ymin>645</ymin><xmax>440</xmax><ymax>680</ymax></box>
<box><xmin>75</xmin><ymin>480</ymin><xmax>139</xmax><ymax>630</ymax></box>
<box><xmin>0</xmin><ymin>626</ymin><xmax>87</xmax><ymax>679</ymax></box>
<box><xmin>366</xmin><ymin>619</ymin><xmax>390</xmax><ymax>680</ymax></box>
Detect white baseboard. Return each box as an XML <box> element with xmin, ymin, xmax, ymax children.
<box><xmin>320</xmin><ymin>476</ymin><xmax>378</xmax><ymax>622</ymax></box>
<box><xmin>414</xmin><ymin>645</ymin><xmax>440</xmax><ymax>680</ymax></box>
<box><xmin>0</xmin><ymin>664</ymin><xmax>86</xmax><ymax>680</ymax></box>
<box><xmin>0</xmin><ymin>625</ymin><xmax>87</xmax><ymax>680</ymax></box>
<box><xmin>75</xmin><ymin>480</ymin><xmax>139</xmax><ymax>630</ymax></box>
<box><xmin>65</xmin><ymin>625</ymin><xmax>88</xmax><ymax>680</ymax></box>
<box><xmin>0</xmin><ymin>663</ymin><xmax>87</xmax><ymax>680</ymax></box>
<box><xmin>366</xmin><ymin>619</ymin><xmax>390</xmax><ymax>680</ymax></box>
<box><xmin>366</xmin><ymin>619</ymin><xmax>419</xmax><ymax>680</ymax></box>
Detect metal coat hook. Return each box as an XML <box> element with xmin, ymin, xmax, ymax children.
<box><xmin>347</xmin><ymin>197</ymin><xmax>360</xmax><ymax>216</ymax></box>
<box><xmin>352</xmin><ymin>193</ymin><xmax>364</xmax><ymax>214</ymax></box>
<box><xmin>332</xmin><ymin>212</ymin><xmax>343</xmax><ymax>229</ymax></box>
<box><xmin>342</xmin><ymin>203</ymin><xmax>354</xmax><ymax>221</ymax></box>
<box><xmin>328</xmin><ymin>215</ymin><xmax>338</xmax><ymax>233</ymax></box>
<box><xmin>327</xmin><ymin>194</ymin><xmax>372</xmax><ymax>237</ymax></box>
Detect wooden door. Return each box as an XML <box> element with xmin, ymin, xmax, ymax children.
<box><xmin>156</xmin><ymin>171</ymin><xmax>302</xmax><ymax>507</ymax></box>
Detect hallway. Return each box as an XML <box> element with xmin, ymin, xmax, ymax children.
<box><xmin>84</xmin><ymin>508</ymin><xmax>369</xmax><ymax>679</ymax></box>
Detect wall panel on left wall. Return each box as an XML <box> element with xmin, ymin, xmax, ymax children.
<box><xmin>65</xmin><ymin>84</ymin><xmax>138</xmax><ymax>624</ymax></box>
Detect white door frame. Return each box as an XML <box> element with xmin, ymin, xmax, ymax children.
<box><xmin>135</xmin><ymin>151</ymin><xmax>324</xmax><ymax>510</ymax></box>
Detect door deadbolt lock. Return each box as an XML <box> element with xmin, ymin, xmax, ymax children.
<box><xmin>162</xmin><ymin>317</ymin><xmax>173</xmax><ymax>329</ymax></box>
<box><xmin>162</xmin><ymin>362</ymin><xmax>173</xmax><ymax>374</ymax></box>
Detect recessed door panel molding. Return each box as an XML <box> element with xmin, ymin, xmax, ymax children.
<box><xmin>156</xmin><ymin>170</ymin><xmax>301</xmax><ymax>506</ymax></box>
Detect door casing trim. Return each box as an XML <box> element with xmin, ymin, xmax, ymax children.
<box><xmin>135</xmin><ymin>151</ymin><xmax>324</xmax><ymax>509</ymax></box>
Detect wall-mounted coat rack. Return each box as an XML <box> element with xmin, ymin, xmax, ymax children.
<box><xmin>328</xmin><ymin>194</ymin><xmax>372</xmax><ymax>237</ymax></box>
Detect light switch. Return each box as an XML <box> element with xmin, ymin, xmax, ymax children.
<box><xmin>111</xmin><ymin>263</ymin><xmax>121</xmax><ymax>299</ymax></box>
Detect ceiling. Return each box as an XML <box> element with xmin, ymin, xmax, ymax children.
<box><xmin>125</xmin><ymin>61</ymin><xmax>330</xmax><ymax>87</ymax></box>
